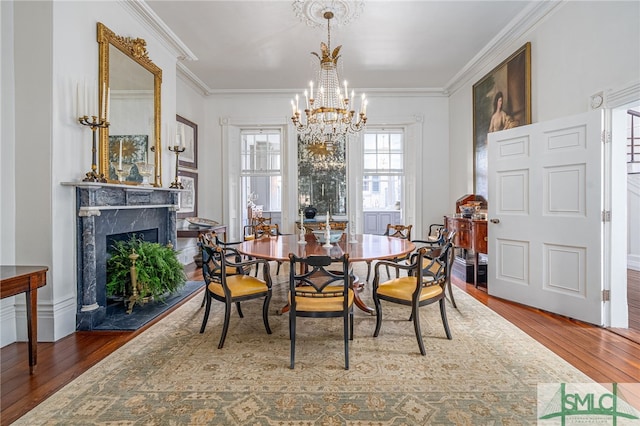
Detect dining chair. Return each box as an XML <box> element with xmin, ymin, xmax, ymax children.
<box><xmin>197</xmin><ymin>231</ymin><xmax>249</xmax><ymax>307</ymax></box>
<box><xmin>427</xmin><ymin>224</ymin><xmax>445</xmax><ymax>242</ymax></box>
<box><xmin>411</xmin><ymin>230</ymin><xmax>458</xmax><ymax>308</ymax></box>
<box><xmin>199</xmin><ymin>244</ymin><xmax>273</xmax><ymax>349</ymax></box>
<box><xmin>365</xmin><ymin>224</ymin><xmax>413</xmax><ymax>282</ymax></box>
<box><xmin>371</xmin><ymin>243</ymin><xmax>453</xmax><ymax>355</ymax></box>
<box><xmin>288</xmin><ymin>253</ymin><xmax>354</xmax><ymax>370</ymax></box>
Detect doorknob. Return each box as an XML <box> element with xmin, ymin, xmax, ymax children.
<box><xmin>490</xmin><ymin>218</ymin><xmax>500</xmax><ymax>224</ymax></box>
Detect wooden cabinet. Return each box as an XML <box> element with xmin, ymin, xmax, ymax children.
<box><xmin>472</xmin><ymin>220</ymin><xmax>488</xmax><ymax>254</ymax></box>
<box><xmin>444</xmin><ymin>216</ymin><xmax>487</xmax><ymax>254</ymax></box>
<box><xmin>444</xmin><ymin>216</ymin><xmax>488</xmax><ymax>288</ymax></box>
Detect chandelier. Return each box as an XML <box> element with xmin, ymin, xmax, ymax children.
<box><xmin>290</xmin><ymin>10</ymin><xmax>367</xmax><ymax>143</ymax></box>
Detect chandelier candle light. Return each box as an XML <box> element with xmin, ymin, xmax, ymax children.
<box><xmin>291</xmin><ymin>10</ymin><xmax>367</xmax><ymax>143</ymax></box>
<box><xmin>78</xmin><ymin>81</ymin><xmax>110</xmax><ymax>182</ymax></box>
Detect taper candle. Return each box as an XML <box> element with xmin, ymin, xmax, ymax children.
<box><xmin>118</xmin><ymin>139</ymin><xmax>123</xmax><ymax>169</ymax></box>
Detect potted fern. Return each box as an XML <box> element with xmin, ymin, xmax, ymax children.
<box><xmin>106</xmin><ymin>235</ymin><xmax>186</xmax><ymax>304</ymax></box>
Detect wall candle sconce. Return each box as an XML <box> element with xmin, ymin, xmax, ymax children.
<box><xmin>77</xmin><ymin>81</ymin><xmax>109</xmax><ymax>182</ymax></box>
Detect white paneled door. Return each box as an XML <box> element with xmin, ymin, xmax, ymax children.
<box><xmin>487</xmin><ymin>110</ymin><xmax>604</xmax><ymax>325</ymax></box>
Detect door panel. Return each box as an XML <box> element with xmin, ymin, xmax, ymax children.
<box><xmin>488</xmin><ymin>110</ymin><xmax>603</xmax><ymax>325</ymax></box>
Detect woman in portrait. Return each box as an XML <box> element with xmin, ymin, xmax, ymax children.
<box><xmin>488</xmin><ymin>91</ymin><xmax>518</xmax><ymax>133</ymax></box>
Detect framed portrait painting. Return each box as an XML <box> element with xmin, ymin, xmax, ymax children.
<box><xmin>177</xmin><ymin>170</ymin><xmax>198</xmax><ymax>219</ymax></box>
<box><xmin>176</xmin><ymin>115</ymin><xmax>198</xmax><ymax>169</ymax></box>
<box><xmin>473</xmin><ymin>42</ymin><xmax>531</xmax><ymax>200</ymax></box>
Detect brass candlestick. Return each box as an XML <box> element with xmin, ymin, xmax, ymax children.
<box><xmin>79</xmin><ymin>115</ymin><xmax>109</xmax><ymax>182</ymax></box>
<box><xmin>169</xmin><ymin>145</ymin><xmax>186</xmax><ymax>189</ymax></box>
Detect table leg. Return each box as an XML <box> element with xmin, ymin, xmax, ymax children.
<box><xmin>26</xmin><ymin>287</ymin><xmax>38</xmax><ymax>374</ymax></box>
<box><xmin>353</xmin><ymin>281</ymin><xmax>375</xmax><ymax>315</ymax></box>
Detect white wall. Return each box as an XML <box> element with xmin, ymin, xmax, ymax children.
<box><xmin>448</xmin><ymin>1</ymin><xmax>640</xmax><ymax>204</ymax></box>
<box><xmin>1</xmin><ymin>0</ymin><xmax>18</xmax><ymax>344</ymax></box>
<box><xmin>2</xmin><ymin>0</ymin><xmax>178</xmax><ymax>346</ymax></box>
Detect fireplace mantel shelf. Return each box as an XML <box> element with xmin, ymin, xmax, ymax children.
<box><xmin>61</xmin><ymin>181</ymin><xmax>184</xmax><ymax>193</ymax></box>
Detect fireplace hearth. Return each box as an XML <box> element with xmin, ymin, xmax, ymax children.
<box><xmin>63</xmin><ymin>182</ymin><xmax>181</xmax><ymax>330</ymax></box>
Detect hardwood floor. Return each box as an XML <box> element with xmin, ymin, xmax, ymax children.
<box><xmin>2</xmin><ymin>264</ymin><xmax>639</xmax><ymax>425</ymax></box>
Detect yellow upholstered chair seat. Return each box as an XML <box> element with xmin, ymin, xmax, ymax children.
<box><xmin>376</xmin><ymin>277</ymin><xmax>443</xmax><ymax>302</ymax></box>
<box><xmin>290</xmin><ymin>287</ymin><xmax>355</xmax><ymax>312</ymax></box>
<box><xmin>207</xmin><ymin>274</ymin><xmax>270</xmax><ymax>298</ymax></box>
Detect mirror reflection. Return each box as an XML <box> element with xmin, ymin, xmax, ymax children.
<box><xmin>97</xmin><ymin>22</ymin><xmax>162</xmax><ymax>186</ymax></box>
<box><xmin>298</xmin><ymin>136</ymin><xmax>347</xmax><ymax>216</ymax></box>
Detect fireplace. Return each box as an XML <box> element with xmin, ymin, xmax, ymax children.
<box><xmin>63</xmin><ymin>182</ymin><xmax>181</xmax><ymax>330</ymax></box>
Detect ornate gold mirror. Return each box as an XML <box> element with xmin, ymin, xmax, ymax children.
<box><xmin>97</xmin><ymin>22</ymin><xmax>162</xmax><ymax>186</ymax></box>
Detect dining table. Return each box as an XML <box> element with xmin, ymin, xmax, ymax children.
<box><xmin>237</xmin><ymin>233</ymin><xmax>416</xmax><ymax>315</ymax></box>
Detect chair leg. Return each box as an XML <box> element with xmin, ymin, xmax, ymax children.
<box><xmin>236</xmin><ymin>301</ymin><xmax>244</xmax><ymax>318</ymax></box>
<box><xmin>218</xmin><ymin>301</ymin><xmax>232</xmax><ymax>349</ymax></box>
<box><xmin>344</xmin><ymin>311</ymin><xmax>350</xmax><ymax>370</ymax></box>
<box><xmin>439</xmin><ymin>298</ymin><xmax>453</xmax><ymax>340</ymax></box>
<box><xmin>276</xmin><ymin>261</ymin><xmax>281</xmax><ymax>275</ymax></box>
<box><xmin>412</xmin><ymin>304</ymin><xmax>426</xmax><ymax>355</ymax></box>
<box><xmin>349</xmin><ymin>308</ymin><xmax>354</xmax><ymax>341</ymax></box>
<box><xmin>199</xmin><ymin>291</ymin><xmax>212</xmax><ymax>333</ymax></box>
<box><xmin>200</xmin><ymin>287</ymin><xmax>207</xmax><ymax>308</ymax></box>
<box><xmin>373</xmin><ymin>296</ymin><xmax>383</xmax><ymax>337</ymax></box>
<box><xmin>289</xmin><ymin>313</ymin><xmax>296</xmax><ymax>369</ymax></box>
<box><xmin>262</xmin><ymin>292</ymin><xmax>272</xmax><ymax>334</ymax></box>
<box><xmin>447</xmin><ymin>277</ymin><xmax>458</xmax><ymax>309</ymax></box>
<box><xmin>366</xmin><ymin>261</ymin><xmax>372</xmax><ymax>282</ymax></box>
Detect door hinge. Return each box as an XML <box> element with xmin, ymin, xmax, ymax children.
<box><xmin>601</xmin><ymin>210</ymin><xmax>611</xmax><ymax>222</ymax></box>
<box><xmin>601</xmin><ymin>130</ymin><xmax>611</xmax><ymax>144</ymax></box>
<box><xmin>602</xmin><ymin>289</ymin><xmax>610</xmax><ymax>302</ymax></box>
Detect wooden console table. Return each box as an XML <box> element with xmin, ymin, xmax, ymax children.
<box><xmin>444</xmin><ymin>216</ymin><xmax>488</xmax><ymax>288</ymax></box>
<box><xmin>0</xmin><ymin>265</ymin><xmax>48</xmax><ymax>373</ymax></box>
<box><xmin>177</xmin><ymin>224</ymin><xmax>227</xmax><ymax>241</ymax></box>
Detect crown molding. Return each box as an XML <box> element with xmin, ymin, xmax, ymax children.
<box><xmin>177</xmin><ymin>62</ymin><xmax>212</xmax><ymax>95</ymax></box>
<box><xmin>446</xmin><ymin>1</ymin><xmax>562</xmax><ymax>94</ymax></box>
<box><xmin>120</xmin><ymin>0</ymin><xmax>197</xmax><ymax>62</ymax></box>
<box><xmin>605</xmin><ymin>81</ymin><xmax>640</xmax><ymax>109</ymax></box>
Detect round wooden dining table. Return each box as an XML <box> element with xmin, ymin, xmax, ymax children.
<box><xmin>237</xmin><ymin>233</ymin><xmax>416</xmax><ymax>315</ymax></box>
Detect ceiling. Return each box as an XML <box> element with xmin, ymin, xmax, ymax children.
<box><xmin>144</xmin><ymin>0</ymin><xmax>540</xmax><ymax>94</ymax></box>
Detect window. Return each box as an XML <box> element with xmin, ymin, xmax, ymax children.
<box><xmin>241</xmin><ymin>131</ymin><xmax>282</xmax><ymax>224</ymax></box>
<box><xmin>362</xmin><ymin>130</ymin><xmax>404</xmax><ymax>210</ymax></box>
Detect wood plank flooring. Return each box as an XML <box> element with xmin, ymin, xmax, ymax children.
<box><xmin>2</xmin><ymin>263</ymin><xmax>639</xmax><ymax>425</ymax></box>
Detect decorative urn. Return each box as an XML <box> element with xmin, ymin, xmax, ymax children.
<box><xmin>303</xmin><ymin>205</ymin><xmax>318</xmax><ymax>219</ymax></box>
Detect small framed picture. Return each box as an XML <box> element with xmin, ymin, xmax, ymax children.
<box><xmin>176</xmin><ymin>115</ymin><xmax>198</xmax><ymax>169</ymax></box>
<box><xmin>177</xmin><ymin>170</ymin><xmax>197</xmax><ymax>219</ymax></box>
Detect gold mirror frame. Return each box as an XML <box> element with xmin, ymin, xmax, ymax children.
<box><xmin>97</xmin><ymin>22</ymin><xmax>162</xmax><ymax>186</ymax></box>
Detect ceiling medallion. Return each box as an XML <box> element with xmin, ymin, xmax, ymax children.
<box><xmin>292</xmin><ymin>0</ymin><xmax>365</xmax><ymax>28</ymax></box>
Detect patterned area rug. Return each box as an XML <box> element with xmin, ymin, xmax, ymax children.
<box><xmin>15</xmin><ymin>263</ymin><xmax>590</xmax><ymax>425</ymax></box>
